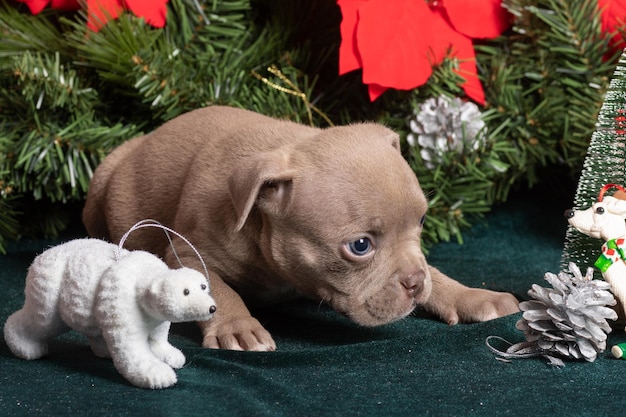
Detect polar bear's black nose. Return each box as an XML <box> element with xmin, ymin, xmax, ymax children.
<box><xmin>564</xmin><ymin>209</ymin><xmax>575</xmax><ymax>219</ymax></box>
<box><xmin>209</xmin><ymin>305</ymin><xmax>217</xmax><ymax>314</ymax></box>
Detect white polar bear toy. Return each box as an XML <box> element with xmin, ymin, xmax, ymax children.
<box><xmin>3</xmin><ymin>238</ymin><xmax>217</xmax><ymax>389</ymax></box>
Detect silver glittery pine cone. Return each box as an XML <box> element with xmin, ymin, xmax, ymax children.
<box><xmin>516</xmin><ymin>262</ymin><xmax>618</xmax><ymax>362</ymax></box>
<box><xmin>407</xmin><ymin>95</ymin><xmax>486</xmax><ymax>168</ymax></box>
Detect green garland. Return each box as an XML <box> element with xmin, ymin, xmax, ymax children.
<box><xmin>0</xmin><ymin>0</ymin><xmax>621</xmax><ymax>253</ymax></box>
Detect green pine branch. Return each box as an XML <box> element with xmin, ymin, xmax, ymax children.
<box><xmin>0</xmin><ymin>0</ymin><xmax>623</xmax><ymax>254</ymax></box>
<box><xmin>0</xmin><ymin>0</ymin><xmax>333</xmax><ymax>251</ymax></box>
<box><xmin>479</xmin><ymin>0</ymin><xmax>617</xmax><ymax>186</ymax></box>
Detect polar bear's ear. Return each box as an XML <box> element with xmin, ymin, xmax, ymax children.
<box><xmin>604</xmin><ymin>196</ymin><xmax>626</xmax><ymax>217</ymax></box>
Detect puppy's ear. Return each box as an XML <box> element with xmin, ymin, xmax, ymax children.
<box><xmin>385</xmin><ymin>131</ymin><xmax>401</xmax><ymax>152</ymax></box>
<box><xmin>371</xmin><ymin>124</ymin><xmax>400</xmax><ymax>151</ymax></box>
<box><xmin>228</xmin><ymin>149</ymin><xmax>295</xmax><ymax>231</ymax></box>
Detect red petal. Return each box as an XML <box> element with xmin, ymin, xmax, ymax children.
<box><xmin>368</xmin><ymin>83</ymin><xmax>388</xmax><ymax>101</ymax></box>
<box><xmin>427</xmin><ymin>7</ymin><xmax>485</xmax><ymax>104</ymax></box>
<box><xmin>357</xmin><ymin>0</ymin><xmax>442</xmax><ymax>92</ymax></box>
<box><xmin>443</xmin><ymin>0</ymin><xmax>511</xmax><ymax>39</ymax></box>
<box><xmin>455</xmin><ymin>40</ymin><xmax>485</xmax><ymax>105</ymax></box>
<box><xmin>338</xmin><ymin>0</ymin><xmax>367</xmax><ymax>75</ymax></box>
<box><xmin>17</xmin><ymin>0</ymin><xmax>51</xmax><ymax>14</ymax></box>
<box><xmin>50</xmin><ymin>0</ymin><xmax>80</xmax><ymax>10</ymax></box>
<box><xmin>125</xmin><ymin>0</ymin><xmax>169</xmax><ymax>28</ymax></box>
<box><xmin>86</xmin><ymin>0</ymin><xmax>123</xmax><ymax>31</ymax></box>
<box><xmin>598</xmin><ymin>0</ymin><xmax>626</xmax><ymax>52</ymax></box>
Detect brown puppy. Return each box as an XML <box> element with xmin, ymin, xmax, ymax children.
<box><xmin>83</xmin><ymin>106</ymin><xmax>519</xmax><ymax>351</ymax></box>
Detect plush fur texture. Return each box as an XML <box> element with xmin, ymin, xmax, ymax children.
<box><xmin>83</xmin><ymin>105</ymin><xmax>519</xmax><ymax>352</ymax></box>
<box><xmin>3</xmin><ymin>239</ymin><xmax>217</xmax><ymax>389</ymax></box>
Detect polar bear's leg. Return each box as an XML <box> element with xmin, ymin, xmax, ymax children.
<box><xmin>602</xmin><ymin>263</ymin><xmax>626</xmax><ymax>331</ymax></box>
<box><xmin>103</xmin><ymin>329</ymin><xmax>178</xmax><ymax>389</ymax></box>
<box><xmin>112</xmin><ymin>344</ymin><xmax>178</xmax><ymax>389</ymax></box>
<box><xmin>148</xmin><ymin>322</ymin><xmax>186</xmax><ymax>369</ymax></box>
<box><xmin>88</xmin><ymin>336</ymin><xmax>111</xmax><ymax>358</ymax></box>
<box><xmin>4</xmin><ymin>261</ymin><xmax>69</xmax><ymax>360</ymax></box>
<box><xmin>4</xmin><ymin>308</ymin><xmax>68</xmax><ymax>360</ymax></box>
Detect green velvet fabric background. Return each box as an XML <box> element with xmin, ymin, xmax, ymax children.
<box><xmin>2</xmin><ymin>190</ymin><xmax>625</xmax><ymax>416</ymax></box>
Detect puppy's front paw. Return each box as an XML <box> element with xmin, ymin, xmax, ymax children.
<box><xmin>448</xmin><ymin>288</ymin><xmax>519</xmax><ymax>324</ymax></box>
<box><xmin>201</xmin><ymin>316</ymin><xmax>276</xmax><ymax>352</ymax></box>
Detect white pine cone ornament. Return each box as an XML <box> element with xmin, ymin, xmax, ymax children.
<box><xmin>406</xmin><ymin>95</ymin><xmax>486</xmax><ymax>169</ymax></box>
<box><xmin>488</xmin><ymin>263</ymin><xmax>617</xmax><ymax>366</ymax></box>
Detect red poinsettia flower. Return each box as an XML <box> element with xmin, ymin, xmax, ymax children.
<box><xmin>598</xmin><ymin>0</ymin><xmax>626</xmax><ymax>54</ymax></box>
<box><xmin>17</xmin><ymin>0</ymin><xmax>78</xmax><ymax>14</ymax></box>
<box><xmin>338</xmin><ymin>0</ymin><xmax>511</xmax><ymax>104</ymax></box>
<box><xmin>16</xmin><ymin>0</ymin><xmax>168</xmax><ymax>31</ymax></box>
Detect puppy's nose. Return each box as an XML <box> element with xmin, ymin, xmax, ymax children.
<box><xmin>402</xmin><ymin>272</ymin><xmax>425</xmax><ymax>297</ymax></box>
<box><xmin>564</xmin><ymin>209</ymin><xmax>575</xmax><ymax>219</ymax></box>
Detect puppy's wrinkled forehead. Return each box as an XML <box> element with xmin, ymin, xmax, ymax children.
<box><xmin>292</xmin><ymin>124</ymin><xmax>427</xmax><ymax>226</ymax></box>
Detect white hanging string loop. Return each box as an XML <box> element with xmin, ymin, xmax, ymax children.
<box><xmin>115</xmin><ymin>219</ymin><xmax>210</xmax><ymax>289</ymax></box>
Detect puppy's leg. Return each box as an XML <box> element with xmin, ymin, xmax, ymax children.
<box><xmin>420</xmin><ymin>266</ymin><xmax>519</xmax><ymax>324</ymax></box>
<box><xmin>199</xmin><ymin>272</ymin><xmax>276</xmax><ymax>352</ymax></box>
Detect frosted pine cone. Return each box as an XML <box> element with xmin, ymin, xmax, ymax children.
<box><xmin>517</xmin><ymin>262</ymin><xmax>617</xmax><ymax>362</ymax></box>
<box><xmin>407</xmin><ymin>95</ymin><xmax>486</xmax><ymax>168</ymax></box>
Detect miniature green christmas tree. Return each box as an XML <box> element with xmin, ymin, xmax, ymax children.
<box><xmin>562</xmin><ymin>50</ymin><xmax>626</xmax><ymax>273</ymax></box>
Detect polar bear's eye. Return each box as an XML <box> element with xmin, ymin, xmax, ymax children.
<box><xmin>596</xmin><ymin>207</ymin><xmax>605</xmax><ymax>214</ymax></box>
<box><xmin>183</xmin><ymin>289</ymin><xmax>190</xmax><ymax>296</ymax></box>
<box><xmin>201</xmin><ymin>284</ymin><xmax>207</xmax><ymax>291</ymax></box>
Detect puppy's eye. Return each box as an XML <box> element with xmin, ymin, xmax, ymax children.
<box><xmin>348</xmin><ymin>237</ymin><xmax>373</xmax><ymax>256</ymax></box>
<box><xmin>201</xmin><ymin>284</ymin><xmax>207</xmax><ymax>291</ymax></box>
<box><xmin>596</xmin><ymin>207</ymin><xmax>605</xmax><ymax>214</ymax></box>
<box><xmin>419</xmin><ymin>215</ymin><xmax>426</xmax><ymax>226</ymax></box>
<box><xmin>183</xmin><ymin>289</ymin><xmax>190</xmax><ymax>296</ymax></box>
